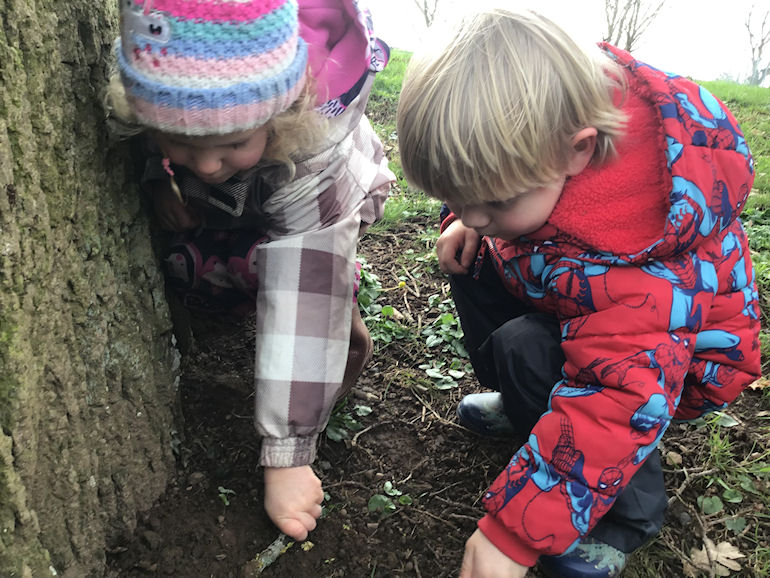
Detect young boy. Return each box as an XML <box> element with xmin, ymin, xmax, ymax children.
<box><xmin>397</xmin><ymin>9</ymin><xmax>759</xmax><ymax>578</ymax></box>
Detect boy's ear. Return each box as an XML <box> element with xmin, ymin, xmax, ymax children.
<box><xmin>565</xmin><ymin>127</ymin><xmax>598</xmax><ymax>176</ymax></box>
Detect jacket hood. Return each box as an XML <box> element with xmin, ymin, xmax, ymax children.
<box><xmin>299</xmin><ymin>0</ymin><xmax>385</xmax><ymax>106</ymax></box>
<box><xmin>529</xmin><ymin>45</ymin><xmax>754</xmax><ymax>264</ymax></box>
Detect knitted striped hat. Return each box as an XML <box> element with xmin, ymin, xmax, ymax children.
<box><xmin>117</xmin><ymin>0</ymin><xmax>308</xmax><ymax>135</ymax></box>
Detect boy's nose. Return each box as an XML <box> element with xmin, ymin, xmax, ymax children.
<box><xmin>459</xmin><ymin>206</ymin><xmax>491</xmax><ymax>229</ymax></box>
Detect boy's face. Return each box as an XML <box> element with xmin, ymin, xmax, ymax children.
<box><xmin>154</xmin><ymin>125</ymin><xmax>269</xmax><ymax>185</ymax></box>
<box><xmin>446</xmin><ymin>175</ymin><xmax>566</xmax><ymax>239</ymax></box>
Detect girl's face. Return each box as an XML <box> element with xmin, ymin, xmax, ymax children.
<box><xmin>154</xmin><ymin>126</ymin><xmax>270</xmax><ymax>184</ymax></box>
<box><xmin>445</xmin><ymin>176</ymin><xmax>567</xmax><ymax>240</ymax></box>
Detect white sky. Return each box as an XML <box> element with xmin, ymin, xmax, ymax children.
<box><xmin>369</xmin><ymin>0</ymin><xmax>763</xmax><ymax>83</ymax></box>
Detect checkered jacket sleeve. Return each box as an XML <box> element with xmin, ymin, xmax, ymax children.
<box><xmin>255</xmin><ymin>98</ymin><xmax>393</xmax><ymax>467</ymax></box>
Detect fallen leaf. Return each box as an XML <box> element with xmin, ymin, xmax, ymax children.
<box><xmin>690</xmin><ymin>538</ymin><xmax>745</xmax><ymax>577</ymax></box>
<box><xmin>665</xmin><ymin>451</ymin><xmax>683</xmax><ymax>466</ymax></box>
<box><xmin>747</xmin><ymin>377</ymin><xmax>769</xmax><ymax>391</ymax></box>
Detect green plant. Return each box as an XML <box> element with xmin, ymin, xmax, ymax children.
<box><xmin>218</xmin><ymin>486</ymin><xmax>236</xmax><ymax>506</ymax></box>
<box><xmin>326</xmin><ymin>399</ymin><xmax>372</xmax><ymax>442</ymax></box>
<box><xmin>370</xmin><ymin>190</ymin><xmax>441</xmax><ymax>232</ymax></box>
<box><xmin>357</xmin><ymin>256</ymin><xmax>415</xmax><ymax>348</ymax></box>
<box><xmin>367</xmin><ymin>481</ymin><xmax>413</xmax><ymax>519</ymax></box>
<box><xmin>422</xmin><ymin>294</ymin><xmax>468</xmax><ymax>358</ymax></box>
<box><xmin>418</xmin><ymin>359</ymin><xmax>471</xmax><ymax>390</ymax></box>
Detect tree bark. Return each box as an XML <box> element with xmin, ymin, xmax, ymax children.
<box><xmin>0</xmin><ymin>1</ymin><xmax>179</xmax><ymax>576</ymax></box>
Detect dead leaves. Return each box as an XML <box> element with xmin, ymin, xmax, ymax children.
<box><xmin>686</xmin><ymin>538</ymin><xmax>745</xmax><ymax>577</ymax></box>
<box><xmin>747</xmin><ymin>377</ymin><xmax>769</xmax><ymax>391</ymax></box>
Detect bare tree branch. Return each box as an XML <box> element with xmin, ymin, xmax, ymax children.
<box><xmin>412</xmin><ymin>0</ymin><xmax>440</xmax><ymax>28</ymax></box>
<box><xmin>746</xmin><ymin>5</ymin><xmax>770</xmax><ymax>85</ymax></box>
<box><xmin>604</xmin><ymin>0</ymin><xmax>667</xmax><ymax>52</ymax></box>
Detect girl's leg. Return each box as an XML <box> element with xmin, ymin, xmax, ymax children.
<box><xmin>164</xmin><ymin>229</ymin><xmax>258</xmax><ymax>314</ymax></box>
<box><xmin>338</xmin><ymin>261</ymin><xmax>373</xmax><ymax>399</ymax></box>
<box><xmin>339</xmin><ymin>303</ymin><xmax>373</xmax><ymax>398</ymax></box>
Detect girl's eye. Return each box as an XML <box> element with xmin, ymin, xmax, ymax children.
<box><xmin>230</xmin><ymin>142</ymin><xmax>245</xmax><ymax>150</ymax></box>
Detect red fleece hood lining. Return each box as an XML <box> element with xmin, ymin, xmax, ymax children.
<box><xmin>544</xmin><ymin>71</ymin><xmax>671</xmax><ymax>255</ymax></box>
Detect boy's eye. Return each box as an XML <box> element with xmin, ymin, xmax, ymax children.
<box><xmin>486</xmin><ymin>197</ymin><xmax>518</xmax><ymax>209</ymax></box>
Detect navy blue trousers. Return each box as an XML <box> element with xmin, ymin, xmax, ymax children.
<box><xmin>449</xmin><ymin>253</ymin><xmax>667</xmax><ymax>553</ymax></box>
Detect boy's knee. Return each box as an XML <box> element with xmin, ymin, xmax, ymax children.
<box><xmin>489</xmin><ymin>313</ymin><xmax>561</xmax><ymax>360</ymax></box>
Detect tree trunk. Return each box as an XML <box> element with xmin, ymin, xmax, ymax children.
<box><xmin>0</xmin><ymin>1</ymin><xmax>179</xmax><ymax>576</ymax></box>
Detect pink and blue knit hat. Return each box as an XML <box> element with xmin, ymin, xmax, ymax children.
<box><xmin>117</xmin><ymin>0</ymin><xmax>308</xmax><ymax>135</ymax></box>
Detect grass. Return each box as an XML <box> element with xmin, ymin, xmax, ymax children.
<box><xmin>364</xmin><ymin>53</ymin><xmax>770</xmax><ymax>576</ymax></box>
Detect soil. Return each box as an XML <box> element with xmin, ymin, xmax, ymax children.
<box><xmin>105</xmin><ymin>220</ymin><xmax>769</xmax><ymax>578</ymax></box>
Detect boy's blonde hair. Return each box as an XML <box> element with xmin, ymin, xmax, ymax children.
<box><xmin>397</xmin><ymin>9</ymin><xmax>627</xmax><ymax>204</ymax></box>
<box><xmin>105</xmin><ymin>72</ymin><xmax>327</xmax><ymax>177</ymax></box>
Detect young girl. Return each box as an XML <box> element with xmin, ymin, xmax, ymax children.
<box><xmin>108</xmin><ymin>0</ymin><xmax>394</xmax><ymax>542</ymax></box>
<box><xmin>397</xmin><ymin>8</ymin><xmax>758</xmax><ymax>578</ymax></box>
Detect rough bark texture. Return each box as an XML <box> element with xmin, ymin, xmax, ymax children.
<box><xmin>0</xmin><ymin>1</ymin><xmax>179</xmax><ymax>576</ymax></box>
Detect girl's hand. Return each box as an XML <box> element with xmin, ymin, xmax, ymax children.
<box><xmin>263</xmin><ymin>465</ymin><xmax>324</xmax><ymax>541</ymax></box>
<box><xmin>151</xmin><ymin>182</ymin><xmax>202</xmax><ymax>231</ymax></box>
<box><xmin>436</xmin><ymin>220</ymin><xmax>481</xmax><ymax>275</ymax></box>
<box><xmin>460</xmin><ymin>529</ymin><xmax>529</xmax><ymax>578</ymax></box>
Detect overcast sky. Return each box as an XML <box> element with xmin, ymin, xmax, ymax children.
<box><xmin>369</xmin><ymin>0</ymin><xmax>762</xmax><ymax>83</ymax></box>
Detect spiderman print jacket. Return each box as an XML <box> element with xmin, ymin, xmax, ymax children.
<box><xmin>471</xmin><ymin>45</ymin><xmax>760</xmax><ymax>566</ymax></box>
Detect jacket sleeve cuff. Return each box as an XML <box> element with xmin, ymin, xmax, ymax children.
<box><xmin>259</xmin><ymin>434</ymin><xmax>318</xmax><ymax>468</ymax></box>
<box><xmin>439</xmin><ymin>209</ymin><xmax>458</xmax><ymax>233</ymax></box>
<box><xmin>478</xmin><ymin>514</ymin><xmax>540</xmax><ymax>568</ymax></box>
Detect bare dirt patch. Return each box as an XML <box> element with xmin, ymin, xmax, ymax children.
<box><xmin>106</xmin><ymin>221</ymin><xmax>768</xmax><ymax>578</ymax></box>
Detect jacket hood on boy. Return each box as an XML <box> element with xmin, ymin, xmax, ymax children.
<box><xmin>528</xmin><ymin>44</ymin><xmax>754</xmax><ymax>264</ymax></box>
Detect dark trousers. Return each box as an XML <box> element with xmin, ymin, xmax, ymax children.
<box><xmin>450</xmin><ymin>254</ymin><xmax>667</xmax><ymax>553</ymax></box>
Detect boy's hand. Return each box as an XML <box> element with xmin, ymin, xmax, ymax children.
<box><xmin>151</xmin><ymin>182</ymin><xmax>201</xmax><ymax>231</ymax></box>
<box><xmin>436</xmin><ymin>220</ymin><xmax>481</xmax><ymax>275</ymax></box>
<box><xmin>460</xmin><ymin>529</ymin><xmax>529</xmax><ymax>578</ymax></box>
<box><xmin>263</xmin><ymin>465</ymin><xmax>324</xmax><ymax>541</ymax></box>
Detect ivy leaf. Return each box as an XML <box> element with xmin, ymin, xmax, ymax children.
<box><xmin>725</xmin><ymin>517</ymin><xmax>747</xmax><ymax>534</ymax></box>
<box><xmin>722</xmin><ymin>488</ymin><xmax>743</xmax><ymax>504</ymax></box>
<box><xmin>697</xmin><ymin>495</ymin><xmax>724</xmax><ymax>515</ymax></box>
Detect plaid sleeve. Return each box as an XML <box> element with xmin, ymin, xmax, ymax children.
<box><xmin>253</xmin><ymin>112</ymin><xmax>393</xmax><ymax>467</ymax></box>
<box><xmin>253</xmin><ymin>209</ymin><xmax>360</xmax><ymax>467</ymax></box>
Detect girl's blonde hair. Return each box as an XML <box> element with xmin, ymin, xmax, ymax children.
<box><xmin>104</xmin><ymin>70</ymin><xmax>327</xmax><ymax>177</ymax></box>
<box><xmin>397</xmin><ymin>8</ymin><xmax>627</xmax><ymax>205</ymax></box>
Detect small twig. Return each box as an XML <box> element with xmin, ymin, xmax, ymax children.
<box><xmin>242</xmin><ymin>533</ymin><xmax>294</xmax><ymax>576</ymax></box>
<box><xmin>431</xmin><ymin>493</ymin><xmax>481</xmax><ymax>515</ymax></box>
<box><xmin>401</xmin><ymin>266</ymin><xmax>422</xmax><ymax>298</ymax></box>
<box><xmin>403</xmin><ymin>290</ymin><xmax>413</xmax><ymax>318</ymax></box>
<box><xmin>324</xmin><ymin>479</ymin><xmax>371</xmax><ymax>491</ymax></box>
<box><xmin>660</xmin><ymin>529</ymin><xmax>697</xmax><ymax>570</ymax></box>
<box><xmin>667</xmin><ymin>467</ymin><xmax>719</xmax><ymax>507</ymax></box>
<box><xmin>411</xmin><ymin>506</ymin><xmax>459</xmax><ymax>530</ymax></box>
<box><xmin>447</xmin><ymin>513</ymin><xmax>480</xmax><ymax>523</ymax></box>
<box><xmin>692</xmin><ymin>507</ymin><xmax>717</xmax><ymax>578</ymax></box>
<box><xmin>410</xmin><ymin>388</ymin><xmax>467</xmax><ymax>431</ymax></box>
<box><xmin>413</xmin><ymin>557</ymin><xmax>423</xmax><ymax>578</ymax></box>
<box><xmin>351</xmin><ymin>420</ymin><xmax>395</xmax><ymax>447</ymax></box>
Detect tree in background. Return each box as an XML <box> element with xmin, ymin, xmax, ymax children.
<box><xmin>603</xmin><ymin>0</ymin><xmax>666</xmax><ymax>52</ymax></box>
<box><xmin>413</xmin><ymin>0</ymin><xmax>439</xmax><ymax>27</ymax></box>
<box><xmin>746</xmin><ymin>5</ymin><xmax>770</xmax><ymax>86</ymax></box>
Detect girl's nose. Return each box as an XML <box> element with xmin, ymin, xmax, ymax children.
<box><xmin>192</xmin><ymin>151</ymin><xmax>222</xmax><ymax>177</ymax></box>
<box><xmin>459</xmin><ymin>206</ymin><xmax>491</xmax><ymax>229</ymax></box>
